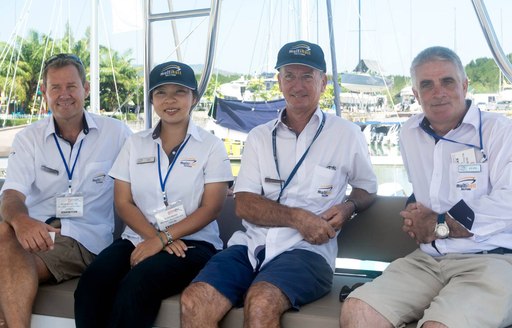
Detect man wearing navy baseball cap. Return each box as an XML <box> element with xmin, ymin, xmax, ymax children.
<box><xmin>181</xmin><ymin>41</ymin><xmax>377</xmax><ymax>327</ymax></box>
<box><xmin>275</xmin><ymin>40</ymin><xmax>327</xmax><ymax>72</ymax></box>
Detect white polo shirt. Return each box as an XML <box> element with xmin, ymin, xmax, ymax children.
<box><xmin>109</xmin><ymin>120</ymin><xmax>233</xmax><ymax>250</ymax></box>
<box><xmin>231</xmin><ymin>108</ymin><xmax>377</xmax><ymax>270</ymax></box>
<box><xmin>400</xmin><ymin>102</ymin><xmax>512</xmax><ymax>255</ymax></box>
<box><xmin>1</xmin><ymin>111</ymin><xmax>132</xmax><ymax>254</ymax></box>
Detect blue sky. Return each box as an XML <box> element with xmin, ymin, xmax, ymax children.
<box><xmin>1</xmin><ymin>0</ymin><xmax>512</xmax><ymax>77</ymax></box>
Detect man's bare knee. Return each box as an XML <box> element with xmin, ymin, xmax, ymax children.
<box><xmin>244</xmin><ymin>282</ymin><xmax>290</xmax><ymax>328</ymax></box>
<box><xmin>245</xmin><ymin>281</ymin><xmax>290</xmax><ymax>313</ymax></box>
<box><xmin>181</xmin><ymin>282</ymin><xmax>231</xmax><ymax>328</ymax></box>
<box><xmin>340</xmin><ymin>298</ymin><xmax>392</xmax><ymax>328</ymax></box>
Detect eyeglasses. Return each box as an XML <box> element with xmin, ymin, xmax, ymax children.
<box><xmin>44</xmin><ymin>53</ymin><xmax>84</xmax><ymax>70</ymax></box>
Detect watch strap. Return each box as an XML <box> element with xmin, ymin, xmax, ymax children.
<box><xmin>163</xmin><ymin>229</ymin><xmax>174</xmax><ymax>245</ymax></box>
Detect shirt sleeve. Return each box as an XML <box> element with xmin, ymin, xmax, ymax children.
<box><xmin>204</xmin><ymin>137</ymin><xmax>234</xmax><ymax>185</ymax></box>
<box><xmin>1</xmin><ymin>131</ymin><xmax>36</xmax><ymax>196</ymax></box>
<box><xmin>346</xmin><ymin>127</ymin><xmax>378</xmax><ymax>194</ymax></box>
<box><xmin>233</xmin><ymin>129</ymin><xmax>264</xmax><ymax>194</ymax></box>
<box><xmin>108</xmin><ymin>137</ymin><xmax>132</xmax><ymax>183</ymax></box>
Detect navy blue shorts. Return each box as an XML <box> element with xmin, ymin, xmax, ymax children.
<box><xmin>192</xmin><ymin>245</ymin><xmax>333</xmax><ymax>309</ymax></box>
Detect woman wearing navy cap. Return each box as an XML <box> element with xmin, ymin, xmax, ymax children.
<box><xmin>74</xmin><ymin>61</ymin><xmax>233</xmax><ymax>327</ymax></box>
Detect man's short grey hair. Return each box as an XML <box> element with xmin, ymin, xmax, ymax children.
<box><xmin>410</xmin><ymin>46</ymin><xmax>467</xmax><ymax>85</ymax></box>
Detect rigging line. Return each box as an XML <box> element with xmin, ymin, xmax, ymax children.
<box><xmin>0</xmin><ymin>28</ymin><xmax>19</xmax><ymax>70</ymax></box>
<box><xmin>31</xmin><ymin>30</ymin><xmax>53</xmax><ymax>119</ymax></box>
<box><xmin>247</xmin><ymin>0</ymin><xmax>267</xmax><ymax>77</ymax></box>
<box><xmin>99</xmin><ymin>1</ymin><xmax>122</xmax><ymax>116</ymax></box>
<box><xmin>0</xmin><ymin>0</ymin><xmax>33</xmax><ymax>69</ymax></box>
<box><xmin>262</xmin><ymin>0</ymin><xmax>281</xmax><ymax>73</ymax></box>
<box><xmin>216</xmin><ymin>0</ymin><xmax>243</xmax><ymax>71</ymax></box>
<box><xmin>47</xmin><ymin>0</ymin><xmax>63</xmax><ymax>60</ymax></box>
<box><xmin>54</xmin><ymin>0</ymin><xmax>64</xmax><ymax>54</ymax></box>
<box><xmin>351</xmin><ymin>0</ymin><xmax>397</xmax><ymax>116</ymax></box>
<box><xmin>0</xmin><ymin>0</ymin><xmax>31</xmax><ymax>81</ymax></box>
<box><xmin>165</xmin><ymin>16</ymin><xmax>208</xmax><ymax>60</ymax></box>
<box><xmin>0</xmin><ymin>29</ymin><xmax>16</xmax><ymax>123</ymax></box>
<box><xmin>386</xmin><ymin>0</ymin><xmax>406</xmax><ymax>82</ymax></box>
<box><xmin>182</xmin><ymin>0</ymin><xmax>201</xmax><ymax>58</ymax></box>
<box><xmin>167</xmin><ymin>0</ymin><xmax>182</xmax><ymax>61</ymax></box>
<box><xmin>360</xmin><ymin>1</ymin><xmax>398</xmax><ymax>116</ymax></box>
<box><xmin>67</xmin><ymin>0</ymin><xmax>71</xmax><ymax>53</ymax></box>
<box><xmin>33</xmin><ymin>0</ymin><xmax>61</xmax><ymax>119</ymax></box>
<box><xmin>4</xmin><ymin>0</ymin><xmax>32</xmax><ymax>124</ymax></box>
<box><xmin>0</xmin><ymin>3</ymin><xmax>22</xmax><ymax>119</ymax></box>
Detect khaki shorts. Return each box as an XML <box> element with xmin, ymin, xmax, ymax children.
<box><xmin>349</xmin><ymin>249</ymin><xmax>512</xmax><ymax>328</ymax></box>
<box><xmin>35</xmin><ymin>220</ymin><xmax>96</xmax><ymax>283</ymax></box>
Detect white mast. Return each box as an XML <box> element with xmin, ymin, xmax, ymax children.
<box><xmin>300</xmin><ymin>0</ymin><xmax>309</xmax><ymax>39</ymax></box>
<box><xmin>90</xmin><ymin>0</ymin><xmax>100</xmax><ymax>113</ymax></box>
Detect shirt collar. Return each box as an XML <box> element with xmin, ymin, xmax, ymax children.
<box><xmin>273</xmin><ymin>107</ymin><xmax>324</xmax><ymax>133</ymax></box>
<box><xmin>45</xmin><ymin>110</ymin><xmax>93</xmax><ymax>139</ymax></box>
<box><xmin>150</xmin><ymin>119</ymin><xmax>202</xmax><ymax>143</ymax></box>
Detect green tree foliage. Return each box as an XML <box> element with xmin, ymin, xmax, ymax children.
<box><xmin>320</xmin><ymin>84</ymin><xmax>334</xmax><ymax>110</ymax></box>
<box><xmin>202</xmin><ymin>76</ymin><xmax>221</xmax><ymax>104</ymax></box>
<box><xmin>388</xmin><ymin>75</ymin><xmax>409</xmax><ymax>105</ymax></box>
<box><xmin>0</xmin><ymin>26</ymin><xmax>141</xmax><ymax>116</ymax></box>
<box><xmin>246</xmin><ymin>78</ymin><xmax>269</xmax><ymax>101</ymax></box>
<box><xmin>98</xmin><ymin>47</ymin><xmax>142</xmax><ymax>113</ymax></box>
<box><xmin>465</xmin><ymin>57</ymin><xmax>500</xmax><ymax>93</ymax></box>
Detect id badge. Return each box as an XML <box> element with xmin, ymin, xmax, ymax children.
<box><xmin>154</xmin><ymin>200</ymin><xmax>187</xmax><ymax>231</ymax></box>
<box><xmin>56</xmin><ymin>192</ymin><xmax>84</xmax><ymax>218</ymax></box>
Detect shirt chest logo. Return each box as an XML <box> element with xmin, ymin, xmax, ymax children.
<box><xmin>180</xmin><ymin>158</ymin><xmax>197</xmax><ymax>168</ymax></box>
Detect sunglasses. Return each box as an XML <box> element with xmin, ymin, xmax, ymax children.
<box><xmin>44</xmin><ymin>53</ymin><xmax>84</xmax><ymax>69</ymax></box>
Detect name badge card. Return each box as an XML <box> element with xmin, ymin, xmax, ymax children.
<box><xmin>137</xmin><ymin>156</ymin><xmax>156</xmax><ymax>164</ymax></box>
<box><xmin>56</xmin><ymin>193</ymin><xmax>84</xmax><ymax>218</ymax></box>
<box><xmin>154</xmin><ymin>200</ymin><xmax>187</xmax><ymax>231</ymax></box>
<box><xmin>451</xmin><ymin>149</ymin><xmax>476</xmax><ymax>164</ymax></box>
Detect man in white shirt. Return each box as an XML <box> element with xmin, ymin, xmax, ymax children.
<box><xmin>0</xmin><ymin>53</ymin><xmax>131</xmax><ymax>327</ymax></box>
<box><xmin>181</xmin><ymin>40</ymin><xmax>377</xmax><ymax>327</ymax></box>
<box><xmin>341</xmin><ymin>46</ymin><xmax>512</xmax><ymax>328</ymax></box>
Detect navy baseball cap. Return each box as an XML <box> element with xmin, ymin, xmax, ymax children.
<box><xmin>149</xmin><ymin>61</ymin><xmax>198</xmax><ymax>92</ymax></box>
<box><xmin>275</xmin><ymin>40</ymin><xmax>326</xmax><ymax>72</ymax></box>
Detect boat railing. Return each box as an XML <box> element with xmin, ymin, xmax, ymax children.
<box><xmin>472</xmin><ymin>0</ymin><xmax>512</xmax><ymax>84</ymax></box>
<box><xmin>143</xmin><ymin>0</ymin><xmax>220</xmax><ymax>129</ymax></box>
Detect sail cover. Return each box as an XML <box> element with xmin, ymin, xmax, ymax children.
<box><xmin>208</xmin><ymin>97</ymin><xmax>285</xmax><ymax>133</ymax></box>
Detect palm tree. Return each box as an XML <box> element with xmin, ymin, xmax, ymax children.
<box><xmin>99</xmin><ymin>47</ymin><xmax>142</xmax><ymax>113</ymax></box>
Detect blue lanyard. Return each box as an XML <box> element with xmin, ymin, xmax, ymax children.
<box><xmin>53</xmin><ymin>133</ymin><xmax>84</xmax><ymax>194</ymax></box>
<box><xmin>157</xmin><ymin>135</ymin><xmax>191</xmax><ymax>206</ymax></box>
<box><xmin>272</xmin><ymin>112</ymin><xmax>326</xmax><ymax>203</ymax></box>
<box><xmin>420</xmin><ymin>108</ymin><xmax>487</xmax><ymax>162</ymax></box>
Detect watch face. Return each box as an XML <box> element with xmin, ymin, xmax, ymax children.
<box><xmin>435</xmin><ymin>223</ymin><xmax>450</xmax><ymax>239</ymax></box>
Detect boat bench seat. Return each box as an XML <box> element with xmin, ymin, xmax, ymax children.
<box><xmin>31</xmin><ymin>194</ymin><xmax>425</xmax><ymax>328</ymax></box>
<box><xmin>0</xmin><ymin>176</ymin><xmax>418</xmax><ymax>328</ymax></box>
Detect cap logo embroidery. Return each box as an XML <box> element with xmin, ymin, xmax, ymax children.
<box><xmin>160</xmin><ymin>64</ymin><xmax>182</xmax><ymax>77</ymax></box>
<box><xmin>289</xmin><ymin>44</ymin><xmax>311</xmax><ymax>57</ymax></box>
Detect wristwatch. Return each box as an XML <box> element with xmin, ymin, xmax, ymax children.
<box><xmin>434</xmin><ymin>213</ymin><xmax>450</xmax><ymax>239</ymax></box>
<box><xmin>343</xmin><ymin>198</ymin><xmax>358</xmax><ymax>220</ymax></box>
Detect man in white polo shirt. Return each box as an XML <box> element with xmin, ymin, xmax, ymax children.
<box><xmin>341</xmin><ymin>47</ymin><xmax>512</xmax><ymax>327</ymax></box>
<box><xmin>0</xmin><ymin>53</ymin><xmax>131</xmax><ymax>327</ymax></box>
<box><xmin>181</xmin><ymin>40</ymin><xmax>377</xmax><ymax>327</ymax></box>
